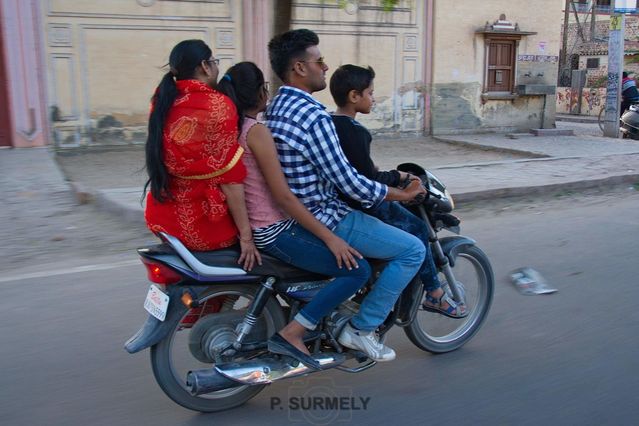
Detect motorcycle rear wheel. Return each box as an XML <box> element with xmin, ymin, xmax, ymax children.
<box><xmin>150</xmin><ymin>284</ymin><xmax>286</xmax><ymax>412</ymax></box>
<box><xmin>404</xmin><ymin>245</ymin><xmax>494</xmax><ymax>353</ymax></box>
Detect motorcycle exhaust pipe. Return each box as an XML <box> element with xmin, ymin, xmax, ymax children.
<box><xmin>187</xmin><ymin>353</ymin><xmax>346</xmax><ymax>396</ymax></box>
<box><xmin>186</xmin><ymin>369</ymin><xmax>244</xmax><ymax>395</ymax></box>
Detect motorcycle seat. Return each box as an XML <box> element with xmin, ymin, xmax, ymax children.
<box><xmin>139</xmin><ymin>242</ymin><xmax>330</xmax><ymax>283</ymax></box>
<box><xmin>193</xmin><ymin>247</ymin><xmax>330</xmax><ymax>282</ymax></box>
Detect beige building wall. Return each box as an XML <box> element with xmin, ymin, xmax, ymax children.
<box><xmin>39</xmin><ymin>0</ymin><xmax>561</xmax><ymax>145</ymax></box>
<box><xmin>431</xmin><ymin>0</ymin><xmax>562</xmax><ymax>133</ymax></box>
<box><xmin>289</xmin><ymin>0</ymin><xmax>428</xmax><ymax>133</ymax></box>
<box><xmin>43</xmin><ymin>0</ymin><xmax>246</xmax><ymax>146</ymax></box>
<box><xmin>42</xmin><ymin>0</ymin><xmax>428</xmax><ymax>145</ymax></box>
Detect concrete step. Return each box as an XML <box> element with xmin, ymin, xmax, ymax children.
<box><xmin>506</xmin><ymin>132</ymin><xmax>535</xmax><ymax>139</ymax></box>
<box><xmin>530</xmin><ymin>128</ymin><xmax>575</xmax><ymax>136</ymax></box>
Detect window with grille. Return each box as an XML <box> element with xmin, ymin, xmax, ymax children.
<box><xmin>586</xmin><ymin>58</ymin><xmax>600</xmax><ymax>69</ymax></box>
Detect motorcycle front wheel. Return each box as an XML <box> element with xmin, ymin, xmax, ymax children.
<box><xmin>404</xmin><ymin>245</ymin><xmax>494</xmax><ymax>353</ymax></box>
<box><xmin>150</xmin><ymin>284</ymin><xmax>286</xmax><ymax>412</ymax></box>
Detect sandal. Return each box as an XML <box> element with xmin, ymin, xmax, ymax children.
<box><xmin>267</xmin><ymin>333</ymin><xmax>322</xmax><ymax>370</ymax></box>
<box><xmin>422</xmin><ymin>290</ymin><xmax>468</xmax><ymax>319</ymax></box>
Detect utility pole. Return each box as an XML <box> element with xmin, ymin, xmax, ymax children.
<box><xmin>590</xmin><ymin>0</ymin><xmax>597</xmax><ymax>40</ymax></box>
<box><xmin>560</xmin><ymin>0</ymin><xmax>571</xmax><ymax>84</ymax></box>
<box><xmin>603</xmin><ymin>0</ymin><xmax>624</xmax><ymax>138</ymax></box>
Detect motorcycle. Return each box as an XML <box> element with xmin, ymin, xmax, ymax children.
<box><xmin>124</xmin><ymin>163</ymin><xmax>494</xmax><ymax>413</ymax></box>
<box><xmin>620</xmin><ymin>104</ymin><xmax>639</xmax><ymax>139</ymax></box>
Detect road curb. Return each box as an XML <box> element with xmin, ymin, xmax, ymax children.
<box><xmin>94</xmin><ymin>189</ymin><xmax>146</xmax><ymax>227</ymax></box>
<box><xmin>68</xmin><ymin>181</ymin><xmax>95</xmax><ymax>205</ymax></box>
<box><xmin>452</xmin><ymin>173</ymin><xmax>639</xmax><ymax>204</ymax></box>
<box><xmin>52</xmin><ymin>141</ymin><xmax>638</xmax><ymax>226</ymax></box>
<box><xmin>69</xmin><ymin>173</ymin><xmax>639</xmax><ymax>227</ymax></box>
<box><xmin>433</xmin><ymin>136</ymin><xmax>550</xmax><ymax>159</ymax></box>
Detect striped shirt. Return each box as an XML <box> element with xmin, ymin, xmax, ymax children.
<box><xmin>253</xmin><ymin>218</ymin><xmax>295</xmax><ymax>249</ymax></box>
<box><xmin>265</xmin><ymin>86</ymin><xmax>387</xmax><ymax>230</ymax></box>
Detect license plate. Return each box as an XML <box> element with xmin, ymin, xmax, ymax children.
<box><xmin>144</xmin><ymin>284</ymin><xmax>169</xmax><ymax>321</ymax></box>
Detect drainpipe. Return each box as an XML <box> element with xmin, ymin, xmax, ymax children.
<box><xmin>541</xmin><ymin>94</ymin><xmax>547</xmax><ymax>129</ymax></box>
<box><xmin>423</xmin><ymin>0</ymin><xmax>434</xmax><ymax>135</ymax></box>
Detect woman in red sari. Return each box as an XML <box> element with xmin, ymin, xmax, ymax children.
<box><xmin>144</xmin><ymin>39</ymin><xmax>260</xmax><ymax>269</ymax></box>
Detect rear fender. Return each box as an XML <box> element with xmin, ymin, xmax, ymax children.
<box><xmin>124</xmin><ymin>285</ymin><xmax>201</xmax><ymax>354</ymax></box>
<box><xmin>439</xmin><ymin>236</ymin><xmax>476</xmax><ymax>267</ymax></box>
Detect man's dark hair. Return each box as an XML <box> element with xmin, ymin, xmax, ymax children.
<box><xmin>329</xmin><ymin>64</ymin><xmax>376</xmax><ymax>107</ymax></box>
<box><xmin>623</xmin><ymin>71</ymin><xmax>629</xmax><ymax>78</ymax></box>
<box><xmin>268</xmin><ymin>29</ymin><xmax>320</xmax><ymax>82</ymax></box>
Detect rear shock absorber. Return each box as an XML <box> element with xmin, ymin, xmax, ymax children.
<box><xmin>233</xmin><ymin>276</ymin><xmax>276</xmax><ymax>349</ymax></box>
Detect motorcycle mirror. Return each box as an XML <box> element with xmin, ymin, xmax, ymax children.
<box><xmin>396</xmin><ymin>162</ymin><xmax>426</xmax><ymax>176</ymax></box>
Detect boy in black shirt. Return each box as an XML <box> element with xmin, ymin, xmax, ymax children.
<box><xmin>330</xmin><ymin>65</ymin><xmax>466</xmax><ymax>318</ymax></box>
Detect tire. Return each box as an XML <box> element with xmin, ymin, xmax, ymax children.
<box><xmin>598</xmin><ymin>107</ymin><xmax>605</xmax><ymax>132</ymax></box>
<box><xmin>404</xmin><ymin>245</ymin><xmax>494</xmax><ymax>354</ymax></box>
<box><xmin>150</xmin><ymin>284</ymin><xmax>286</xmax><ymax>412</ymax></box>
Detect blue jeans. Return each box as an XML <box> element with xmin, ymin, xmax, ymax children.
<box><xmin>332</xmin><ymin>210</ymin><xmax>425</xmax><ymax>332</ymax></box>
<box><xmin>367</xmin><ymin>200</ymin><xmax>442</xmax><ymax>292</ymax></box>
<box><xmin>262</xmin><ymin>223</ymin><xmax>371</xmax><ymax>329</ymax></box>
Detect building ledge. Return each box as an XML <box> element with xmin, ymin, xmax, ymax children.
<box><xmin>516</xmin><ymin>84</ymin><xmax>556</xmax><ymax>95</ymax></box>
<box><xmin>481</xmin><ymin>92</ymin><xmax>518</xmax><ymax>101</ymax></box>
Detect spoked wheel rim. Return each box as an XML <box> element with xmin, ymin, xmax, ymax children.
<box><xmin>163</xmin><ymin>289</ymin><xmax>276</xmax><ymax>400</ymax></box>
<box><xmin>414</xmin><ymin>252</ymin><xmax>490</xmax><ymax>344</ymax></box>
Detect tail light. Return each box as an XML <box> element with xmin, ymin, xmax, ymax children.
<box><xmin>180</xmin><ymin>298</ymin><xmax>224</xmax><ymax>327</ymax></box>
<box><xmin>141</xmin><ymin>257</ymin><xmax>183</xmax><ymax>284</ymax></box>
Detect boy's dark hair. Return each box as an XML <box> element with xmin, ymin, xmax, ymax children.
<box><xmin>329</xmin><ymin>64</ymin><xmax>375</xmax><ymax>107</ymax></box>
<box><xmin>268</xmin><ymin>29</ymin><xmax>319</xmax><ymax>82</ymax></box>
<box><xmin>217</xmin><ymin>62</ymin><xmax>265</xmax><ymax>132</ymax></box>
<box><xmin>623</xmin><ymin>71</ymin><xmax>629</xmax><ymax>78</ymax></box>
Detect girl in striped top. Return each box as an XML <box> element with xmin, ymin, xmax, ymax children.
<box><xmin>217</xmin><ymin>62</ymin><xmax>370</xmax><ymax>369</ymax></box>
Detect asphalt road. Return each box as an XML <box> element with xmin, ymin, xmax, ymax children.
<box><xmin>1</xmin><ymin>189</ymin><xmax>638</xmax><ymax>425</ymax></box>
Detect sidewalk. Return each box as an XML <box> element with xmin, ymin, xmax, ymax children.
<box><xmin>431</xmin><ymin>131</ymin><xmax>639</xmax><ymax>201</ymax></box>
<box><xmin>6</xmin><ymin>127</ymin><xmax>639</xmax><ymax>228</ymax></box>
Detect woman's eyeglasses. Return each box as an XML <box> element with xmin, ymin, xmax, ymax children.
<box><xmin>206</xmin><ymin>58</ymin><xmax>220</xmax><ymax>66</ymax></box>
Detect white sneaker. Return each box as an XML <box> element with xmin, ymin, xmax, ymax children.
<box><xmin>337</xmin><ymin>323</ymin><xmax>396</xmax><ymax>362</ymax></box>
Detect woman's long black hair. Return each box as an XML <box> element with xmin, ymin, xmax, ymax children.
<box><xmin>216</xmin><ymin>62</ymin><xmax>265</xmax><ymax>132</ymax></box>
<box><xmin>144</xmin><ymin>39</ymin><xmax>212</xmax><ymax>202</ymax></box>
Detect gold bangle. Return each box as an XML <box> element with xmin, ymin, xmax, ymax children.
<box><xmin>239</xmin><ymin>235</ymin><xmax>253</xmax><ymax>243</ymax></box>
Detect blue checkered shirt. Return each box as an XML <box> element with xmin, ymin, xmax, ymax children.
<box><xmin>265</xmin><ymin>86</ymin><xmax>387</xmax><ymax>230</ymax></box>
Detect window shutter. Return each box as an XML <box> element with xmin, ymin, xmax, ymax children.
<box><xmin>487</xmin><ymin>40</ymin><xmax>515</xmax><ymax>92</ymax></box>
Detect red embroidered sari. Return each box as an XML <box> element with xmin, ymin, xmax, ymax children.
<box><xmin>145</xmin><ymin>79</ymin><xmax>246</xmax><ymax>251</ymax></box>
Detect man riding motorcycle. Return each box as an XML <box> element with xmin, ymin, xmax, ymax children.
<box><xmin>621</xmin><ymin>71</ymin><xmax>639</xmax><ymax>116</ymax></box>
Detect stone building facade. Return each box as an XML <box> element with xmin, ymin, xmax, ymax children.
<box><xmin>0</xmin><ymin>0</ymin><xmax>562</xmax><ymax>147</ymax></box>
